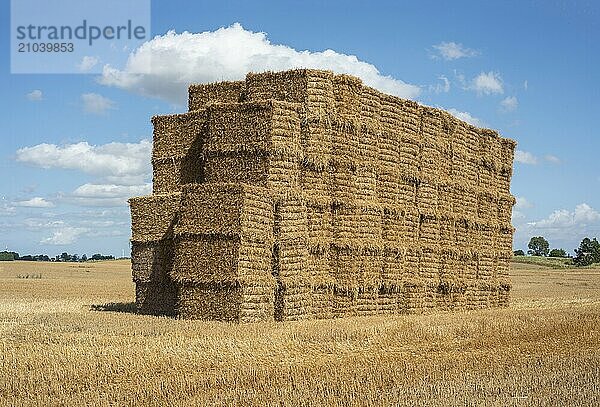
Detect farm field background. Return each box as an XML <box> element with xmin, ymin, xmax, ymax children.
<box><xmin>1</xmin><ymin>259</ymin><xmax>599</xmax><ymax>406</ymax></box>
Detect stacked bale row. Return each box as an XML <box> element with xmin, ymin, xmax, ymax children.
<box><xmin>130</xmin><ymin>68</ymin><xmax>516</xmax><ymax>320</ymax></box>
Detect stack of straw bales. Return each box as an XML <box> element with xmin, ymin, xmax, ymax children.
<box><xmin>129</xmin><ymin>68</ymin><xmax>516</xmax><ymax>321</ymax></box>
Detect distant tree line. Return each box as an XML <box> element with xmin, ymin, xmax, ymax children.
<box><xmin>514</xmin><ymin>236</ymin><xmax>600</xmax><ymax>267</ymax></box>
<box><xmin>0</xmin><ymin>251</ymin><xmax>115</xmax><ymax>262</ymax></box>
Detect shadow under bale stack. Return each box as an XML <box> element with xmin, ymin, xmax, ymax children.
<box><xmin>129</xmin><ymin>68</ymin><xmax>516</xmax><ymax>321</ymax></box>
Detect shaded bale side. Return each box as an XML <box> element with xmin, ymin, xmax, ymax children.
<box><xmin>177</xmin><ymin>282</ymin><xmax>242</xmax><ymax>321</ymax></box>
<box><xmin>188</xmin><ymin>81</ymin><xmax>245</xmax><ymax>111</ymax></box>
<box><xmin>135</xmin><ymin>280</ymin><xmax>177</xmax><ymax>316</ymax></box>
<box><xmin>131</xmin><ymin>239</ymin><xmax>174</xmax><ymax>284</ymax></box>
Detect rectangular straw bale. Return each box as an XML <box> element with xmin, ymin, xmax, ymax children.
<box><xmin>332</xmin><ymin>291</ymin><xmax>357</xmax><ymax>318</ymax></box>
<box><xmin>438</xmin><ymin>215</ymin><xmax>456</xmax><ymax>249</ymax></box>
<box><xmin>461</xmin><ymin>251</ymin><xmax>478</xmax><ymax>281</ymax></box>
<box><xmin>398</xmin><ymin>174</ymin><xmax>417</xmax><ymax>207</ymax></box>
<box><xmin>203</xmin><ymin>151</ymin><xmax>268</xmax><ymax>186</ymax></box>
<box><xmin>129</xmin><ymin>193</ymin><xmax>181</xmax><ymax>242</ymax></box>
<box><xmin>377</xmin><ymin>290</ymin><xmax>398</xmax><ymax>315</ymax></box>
<box><xmin>330</xmin><ymin>121</ymin><xmax>359</xmax><ymax>166</ymax></box>
<box><xmin>382</xmin><ymin>207</ymin><xmax>403</xmax><ymax>248</ymax></box>
<box><xmin>205</xmin><ymin>100</ymin><xmax>301</xmax><ymax>155</ymax></box>
<box><xmin>274</xmin><ymin>283</ymin><xmax>312</xmax><ymax>321</ymax></box>
<box><xmin>306</xmin><ymin>202</ymin><xmax>332</xmax><ymax>247</ymax></box>
<box><xmin>175</xmin><ymin>183</ymin><xmax>272</xmax><ymax>241</ymax></box>
<box><xmin>188</xmin><ymin>81</ymin><xmax>244</xmax><ymax>111</ymax></box>
<box><xmin>451</xmin><ymin>121</ymin><xmax>469</xmax><ymax>159</ymax></box>
<box><xmin>356</xmin><ymin>288</ymin><xmax>379</xmax><ymax>316</ymax></box>
<box><xmin>301</xmin><ymin>119</ymin><xmax>332</xmax><ymax>169</ymax></box>
<box><xmin>312</xmin><ymin>286</ymin><xmax>334</xmax><ymax>319</ymax></box>
<box><xmin>498</xmin><ymin>165</ymin><xmax>512</xmax><ymax>192</ymax></box>
<box><xmin>500</xmin><ymin>137</ymin><xmax>517</xmax><ymax>167</ymax></box>
<box><xmin>329</xmin><ymin>162</ymin><xmax>358</xmax><ymax>206</ymax></box>
<box><xmin>382</xmin><ymin>247</ymin><xmax>404</xmax><ymax>289</ymax></box>
<box><xmin>416</xmin><ymin>180</ymin><xmax>439</xmax><ymax>216</ymax></box>
<box><xmin>420</xmin><ymin>107</ymin><xmax>442</xmax><ymax>146</ymax></box>
<box><xmin>172</xmin><ymin>235</ymin><xmax>273</xmax><ymax>285</ymax></box>
<box><xmin>246</xmin><ymin>69</ymin><xmax>308</xmax><ymax>103</ymax></box>
<box><xmin>379</xmin><ymin>94</ymin><xmax>402</xmax><ymax>135</ymax></box>
<box><xmin>152</xmin><ymin>157</ymin><xmax>184</xmax><ymax>194</ymax></box>
<box><xmin>400</xmin><ymin>100</ymin><xmax>421</xmax><ymax>142</ymax></box>
<box><xmin>419</xmin><ymin>246</ymin><xmax>439</xmax><ymax>282</ymax></box>
<box><xmin>135</xmin><ymin>280</ymin><xmax>177</xmax><ymax>316</ymax></box>
<box><xmin>152</xmin><ymin>110</ymin><xmax>207</xmax><ymax>160</ymax></box>
<box><xmin>308</xmin><ymin>248</ymin><xmax>334</xmax><ymax>287</ymax></box>
<box><xmin>496</xmin><ymin>225</ymin><xmax>514</xmax><ymax>253</ymax></box>
<box><xmin>360</xmin><ymin>86</ymin><xmax>382</xmax><ymax>127</ymax></box>
<box><xmin>333</xmin><ymin>74</ymin><xmax>362</xmax><ymax>121</ymax></box>
<box><xmin>479</xmin><ymin>128</ymin><xmax>502</xmax><ymax>167</ymax></box>
<box><xmin>402</xmin><ymin>207</ymin><xmax>420</xmax><ymax>246</ymax></box>
<box><xmin>358</xmin><ymin>250</ymin><xmax>382</xmax><ymax>289</ymax></box>
<box><xmin>358</xmin><ymin>124</ymin><xmax>380</xmax><ymax>164</ymax></box>
<box><xmin>438</xmin><ymin>182</ymin><xmax>454</xmax><ymax>213</ymax></box>
<box><xmin>330</xmin><ymin>246</ymin><xmax>360</xmax><ymax>291</ymax></box>
<box><xmin>376</xmin><ymin>170</ymin><xmax>400</xmax><ymax>207</ymax></box>
<box><xmin>301</xmin><ymin>167</ymin><xmax>330</xmax><ymax>205</ymax></box>
<box><xmin>477</xmin><ymin>252</ymin><xmax>495</xmax><ymax>280</ymax></box>
<box><xmin>464</xmin><ymin>125</ymin><xmax>481</xmax><ymax>162</ymax></box>
<box><xmin>477</xmin><ymin>191</ymin><xmax>498</xmax><ymax>223</ymax></box>
<box><xmin>131</xmin><ymin>240</ymin><xmax>174</xmax><ymax>283</ymax></box>
<box><xmin>274</xmin><ymin>193</ymin><xmax>308</xmax><ymax>242</ymax></box>
<box><xmin>331</xmin><ymin>204</ymin><xmax>359</xmax><ymax>244</ymax></box>
<box><xmin>246</xmin><ymin>69</ymin><xmax>336</xmax><ymax>118</ymax></box>
<box><xmin>356</xmin><ymin>203</ymin><xmax>383</xmax><ymax>245</ymax></box>
<box><xmin>275</xmin><ymin>240</ymin><xmax>310</xmax><ymax>284</ymax></box>
<box><xmin>355</xmin><ymin>165</ymin><xmax>378</xmax><ymax>202</ymax></box>
<box><xmin>403</xmin><ymin>245</ymin><xmax>421</xmax><ymax>284</ymax></box>
<box><xmin>478</xmin><ymin>164</ymin><xmax>496</xmax><ymax>193</ymax></box>
<box><xmin>378</xmin><ymin>130</ymin><xmax>400</xmax><ymax>175</ymax></box>
<box><xmin>462</xmin><ymin>186</ymin><xmax>479</xmax><ymax>220</ymax></box>
<box><xmin>497</xmin><ymin>194</ymin><xmax>515</xmax><ymax>224</ymax></box>
<box><xmin>398</xmin><ymin>137</ymin><xmax>420</xmax><ymax>175</ymax></box>
<box><xmin>455</xmin><ymin>219</ymin><xmax>470</xmax><ymax>249</ymax></box>
<box><xmin>419</xmin><ymin>144</ymin><xmax>441</xmax><ymax>180</ymax></box>
<box><xmin>418</xmin><ymin>215</ymin><xmax>440</xmax><ymax>246</ymax></box>
<box><xmin>177</xmin><ymin>283</ymin><xmax>242</xmax><ymax>321</ymax></box>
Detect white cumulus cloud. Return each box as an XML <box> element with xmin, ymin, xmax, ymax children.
<box><xmin>78</xmin><ymin>56</ymin><xmax>100</xmax><ymax>72</ymax></box>
<box><xmin>470</xmin><ymin>71</ymin><xmax>504</xmax><ymax>95</ymax></box>
<box><xmin>26</xmin><ymin>90</ymin><xmax>43</xmax><ymax>101</ymax></box>
<box><xmin>529</xmin><ymin>204</ymin><xmax>600</xmax><ymax>230</ymax></box>
<box><xmin>15</xmin><ymin>197</ymin><xmax>54</xmax><ymax>208</ymax></box>
<box><xmin>99</xmin><ymin>23</ymin><xmax>421</xmax><ymax>105</ymax></box>
<box><xmin>68</xmin><ymin>183</ymin><xmax>151</xmax><ymax>206</ymax></box>
<box><xmin>40</xmin><ymin>227</ymin><xmax>88</xmax><ymax>245</ymax></box>
<box><xmin>81</xmin><ymin>93</ymin><xmax>116</xmax><ymax>115</ymax></box>
<box><xmin>431</xmin><ymin>42</ymin><xmax>478</xmax><ymax>60</ymax></box>
<box><xmin>500</xmin><ymin>96</ymin><xmax>518</xmax><ymax>112</ymax></box>
<box><xmin>544</xmin><ymin>154</ymin><xmax>561</xmax><ymax>164</ymax></box>
<box><xmin>514</xmin><ymin>150</ymin><xmax>538</xmax><ymax>165</ymax></box>
<box><xmin>446</xmin><ymin>108</ymin><xmax>483</xmax><ymax>127</ymax></box>
<box><xmin>16</xmin><ymin>140</ymin><xmax>151</xmax><ymax>185</ymax></box>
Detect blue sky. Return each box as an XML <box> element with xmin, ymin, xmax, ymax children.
<box><xmin>1</xmin><ymin>0</ymin><xmax>599</xmax><ymax>257</ymax></box>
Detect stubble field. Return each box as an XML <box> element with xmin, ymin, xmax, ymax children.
<box><xmin>1</xmin><ymin>259</ymin><xmax>599</xmax><ymax>406</ymax></box>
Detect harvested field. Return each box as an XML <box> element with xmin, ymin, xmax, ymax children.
<box><xmin>0</xmin><ymin>259</ymin><xmax>599</xmax><ymax>406</ymax></box>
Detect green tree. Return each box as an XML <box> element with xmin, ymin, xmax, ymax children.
<box><xmin>574</xmin><ymin>238</ymin><xmax>600</xmax><ymax>267</ymax></box>
<box><xmin>549</xmin><ymin>248</ymin><xmax>567</xmax><ymax>258</ymax></box>
<box><xmin>528</xmin><ymin>236</ymin><xmax>550</xmax><ymax>257</ymax></box>
<box><xmin>513</xmin><ymin>249</ymin><xmax>525</xmax><ymax>256</ymax></box>
<box><xmin>0</xmin><ymin>251</ymin><xmax>15</xmax><ymax>261</ymax></box>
